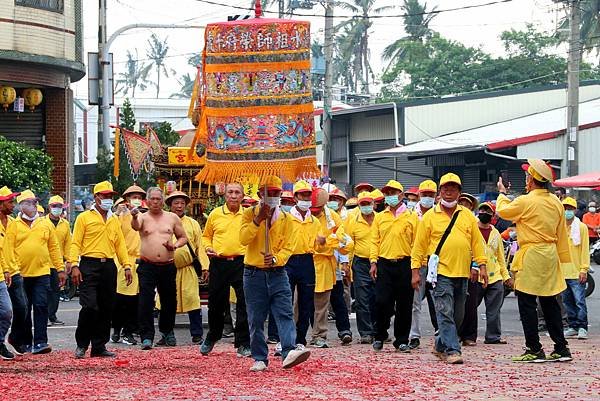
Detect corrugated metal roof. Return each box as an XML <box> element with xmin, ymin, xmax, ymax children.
<box><xmin>357</xmin><ymin>97</ymin><xmax>600</xmax><ymax>160</ymax></box>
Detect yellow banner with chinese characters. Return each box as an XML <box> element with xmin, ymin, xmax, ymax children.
<box><xmin>168</xmin><ymin>147</ymin><xmax>206</xmax><ymax>166</ymax></box>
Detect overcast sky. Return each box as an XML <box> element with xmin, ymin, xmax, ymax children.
<box><xmin>72</xmin><ymin>0</ymin><xmax>568</xmax><ymax>100</ymax></box>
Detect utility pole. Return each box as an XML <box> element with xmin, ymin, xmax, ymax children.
<box><xmin>322</xmin><ymin>0</ymin><xmax>334</xmax><ymax>177</ymax></box>
<box><xmin>564</xmin><ymin>0</ymin><xmax>581</xmax><ymax>178</ymax></box>
<box><xmin>279</xmin><ymin>0</ymin><xmax>284</xmax><ymax>17</ymax></box>
<box><xmin>98</xmin><ymin>0</ymin><xmax>107</xmax><ymax>150</ymax></box>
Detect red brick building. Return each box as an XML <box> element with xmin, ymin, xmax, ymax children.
<box><xmin>0</xmin><ymin>0</ymin><xmax>85</xmax><ymax>198</ymax></box>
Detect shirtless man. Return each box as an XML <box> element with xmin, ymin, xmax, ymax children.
<box><xmin>131</xmin><ymin>187</ymin><xmax>187</xmax><ymax>350</ymax></box>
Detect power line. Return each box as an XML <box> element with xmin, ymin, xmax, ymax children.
<box><xmin>191</xmin><ymin>0</ymin><xmax>514</xmax><ymax>19</ymax></box>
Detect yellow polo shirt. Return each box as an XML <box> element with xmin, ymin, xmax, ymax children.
<box><xmin>411</xmin><ymin>204</ymin><xmax>487</xmax><ymax>278</ymax></box>
<box><xmin>116</xmin><ymin>212</ymin><xmax>140</xmax><ymax>296</ymax></box>
<box><xmin>240</xmin><ymin>206</ymin><xmax>296</xmax><ymax>268</ymax></box>
<box><xmin>202</xmin><ymin>204</ymin><xmax>245</xmax><ymax>257</ymax></box>
<box><xmin>370</xmin><ymin>207</ymin><xmax>418</xmax><ymax>263</ymax></box>
<box><xmin>561</xmin><ymin>220</ymin><xmax>590</xmax><ymax>280</ymax></box>
<box><xmin>496</xmin><ymin>190</ymin><xmax>570</xmax><ymax>296</ymax></box>
<box><xmin>287</xmin><ymin>208</ymin><xmax>322</xmax><ymax>255</ymax></box>
<box><xmin>69</xmin><ymin>208</ymin><xmax>131</xmax><ymax>268</ymax></box>
<box><xmin>4</xmin><ymin>216</ymin><xmax>63</xmax><ymax>277</ymax></box>
<box><xmin>46</xmin><ymin>215</ymin><xmax>72</xmax><ymax>262</ymax></box>
<box><xmin>344</xmin><ymin>211</ymin><xmax>373</xmax><ymax>259</ymax></box>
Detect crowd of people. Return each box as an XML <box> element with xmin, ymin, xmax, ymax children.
<box><xmin>0</xmin><ymin>158</ymin><xmax>597</xmax><ymax>371</ymax></box>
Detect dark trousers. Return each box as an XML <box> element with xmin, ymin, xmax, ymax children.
<box><xmin>47</xmin><ymin>268</ymin><xmax>61</xmax><ymax>322</ymax></box>
<box><xmin>206</xmin><ymin>256</ymin><xmax>249</xmax><ymax>347</ymax></box>
<box><xmin>516</xmin><ymin>290</ymin><xmax>568</xmax><ymax>353</ymax></box>
<box><xmin>285</xmin><ymin>254</ymin><xmax>315</xmax><ymax>345</ymax></box>
<box><xmin>459</xmin><ymin>279</ymin><xmax>480</xmax><ymax>342</ymax></box>
<box><xmin>138</xmin><ymin>261</ymin><xmax>176</xmax><ymax>342</ymax></box>
<box><xmin>425</xmin><ymin>283</ymin><xmax>439</xmax><ymax>331</ymax></box>
<box><xmin>112</xmin><ymin>293</ymin><xmax>138</xmax><ymax>336</ymax></box>
<box><xmin>75</xmin><ymin>259</ymin><xmax>117</xmax><ymax>351</ymax></box>
<box><xmin>330</xmin><ymin>280</ymin><xmax>351</xmax><ymax>337</ymax></box>
<box><xmin>374</xmin><ymin>258</ymin><xmax>413</xmax><ymax>346</ymax></box>
<box><xmin>7</xmin><ymin>274</ymin><xmax>28</xmax><ymax>347</ymax></box>
<box><xmin>352</xmin><ymin>257</ymin><xmax>376</xmax><ymax>337</ymax></box>
<box><xmin>23</xmin><ymin>275</ymin><xmax>50</xmax><ymax>346</ymax></box>
<box><xmin>188</xmin><ymin>308</ymin><xmax>203</xmax><ymax>338</ymax></box>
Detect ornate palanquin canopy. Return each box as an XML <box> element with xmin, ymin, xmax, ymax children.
<box><xmin>189</xmin><ymin>3</ymin><xmax>320</xmax><ymax>184</ymax></box>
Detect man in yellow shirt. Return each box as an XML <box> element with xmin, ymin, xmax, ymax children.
<box><xmin>0</xmin><ymin>186</ymin><xmax>27</xmax><ymax>357</ymax></box>
<box><xmin>111</xmin><ymin>185</ymin><xmax>145</xmax><ymax>346</ymax></box>
<box><xmin>496</xmin><ymin>159</ymin><xmax>572</xmax><ymax>363</ymax></box>
<box><xmin>4</xmin><ymin>190</ymin><xmax>64</xmax><ymax>355</ymax></box>
<box><xmin>344</xmin><ymin>191</ymin><xmax>376</xmax><ymax>344</ymax></box>
<box><xmin>409</xmin><ymin>179</ymin><xmax>438</xmax><ymax>349</ymax></box>
<box><xmin>200</xmin><ymin>183</ymin><xmax>250</xmax><ymax>357</ymax></box>
<box><xmin>167</xmin><ymin>191</ymin><xmax>211</xmax><ymax>346</ymax></box>
<box><xmin>239</xmin><ymin>176</ymin><xmax>310</xmax><ymax>372</ymax></box>
<box><xmin>561</xmin><ymin>197</ymin><xmax>590</xmax><ymax>340</ymax></box>
<box><xmin>370</xmin><ymin>180</ymin><xmax>418</xmax><ymax>353</ymax></box>
<box><xmin>70</xmin><ymin>181</ymin><xmax>132</xmax><ymax>359</ymax></box>
<box><xmin>411</xmin><ymin>173</ymin><xmax>487</xmax><ymax>364</ymax></box>
<box><xmin>46</xmin><ymin>195</ymin><xmax>71</xmax><ymax>326</ymax></box>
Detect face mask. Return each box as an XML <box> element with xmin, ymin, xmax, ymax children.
<box><xmin>565</xmin><ymin>210</ymin><xmax>575</xmax><ymax>220</ymax></box>
<box><xmin>440</xmin><ymin>199</ymin><xmax>458</xmax><ymax>208</ymax></box>
<box><xmin>264</xmin><ymin>196</ymin><xmax>280</xmax><ymax>209</ymax></box>
<box><xmin>385</xmin><ymin>195</ymin><xmax>400</xmax><ymax>207</ymax></box>
<box><xmin>407</xmin><ymin>201</ymin><xmax>417</xmax><ymax>210</ymax></box>
<box><xmin>590</xmin><ymin>207</ymin><xmax>597</xmax><ymax>213</ymax></box>
<box><xmin>419</xmin><ymin>197</ymin><xmax>435</xmax><ymax>209</ymax></box>
<box><xmin>21</xmin><ymin>212</ymin><xmax>39</xmax><ymax>221</ymax></box>
<box><xmin>478</xmin><ymin>212</ymin><xmax>492</xmax><ymax>224</ymax></box>
<box><xmin>296</xmin><ymin>200</ymin><xmax>312</xmax><ymax>212</ymax></box>
<box><xmin>326</xmin><ymin>201</ymin><xmax>339</xmax><ymax>211</ymax></box>
<box><xmin>50</xmin><ymin>207</ymin><xmax>62</xmax><ymax>217</ymax></box>
<box><xmin>359</xmin><ymin>205</ymin><xmax>374</xmax><ymax>215</ymax></box>
<box><xmin>130</xmin><ymin>199</ymin><xmax>142</xmax><ymax>208</ymax></box>
<box><xmin>509</xmin><ymin>230</ymin><xmax>517</xmax><ymax>240</ymax></box>
<box><xmin>281</xmin><ymin>205</ymin><xmax>293</xmax><ymax>213</ymax></box>
<box><xmin>99</xmin><ymin>199</ymin><xmax>114</xmax><ymax>211</ymax></box>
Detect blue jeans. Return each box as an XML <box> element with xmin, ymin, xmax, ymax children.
<box><xmin>284</xmin><ymin>254</ymin><xmax>315</xmax><ymax>345</ymax></box>
<box><xmin>352</xmin><ymin>257</ymin><xmax>376</xmax><ymax>337</ymax></box>
<box><xmin>188</xmin><ymin>309</ymin><xmax>203</xmax><ymax>338</ymax></box>
<box><xmin>23</xmin><ymin>275</ymin><xmax>50</xmax><ymax>346</ymax></box>
<box><xmin>0</xmin><ymin>281</ymin><xmax>12</xmax><ymax>342</ymax></box>
<box><xmin>243</xmin><ymin>267</ymin><xmax>297</xmax><ymax>365</ymax></box>
<box><xmin>433</xmin><ymin>275</ymin><xmax>468</xmax><ymax>356</ymax></box>
<box><xmin>7</xmin><ymin>274</ymin><xmax>27</xmax><ymax>347</ymax></box>
<box><xmin>562</xmin><ymin>279</ymin><xmax>588</xmax><ymax>330</ymax></box>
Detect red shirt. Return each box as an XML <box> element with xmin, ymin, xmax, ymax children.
<box><xmin>582</xmin><ymin>212</ymin><xmax>600</xmax><ymax>238</ymax></box>
<box><xmin>479</xmin><ymin>226</ymin><xmax>493</xmax><ymax>243</ymax></box>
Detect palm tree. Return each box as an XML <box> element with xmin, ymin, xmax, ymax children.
<box><xmin>146</xmin><ymin>33</ymin><xmax>170</xmax><ymax>98</ymax></box>
<box><xmin>382</xmin><ymin>0</ymin><xmax>437</xmax><ymax>73</ymax></box>
<box><xmin>114</xmin><ymin>50</ymin><xmax>152</xmax><ymax>98</ymax></box>
<box><xmin>170</xmin><ymin>73</ymin><xmax>195</xmax><ymax>99</ymax></box>
<box><xmin>334</xmin><ymin>0</ymin><xmax>394</xmax><ymax>94</ymax></box>
<box><xmin>556</xmin><ymin>0</ymin><xmax>600</xmax><ymax>55</ymax></box>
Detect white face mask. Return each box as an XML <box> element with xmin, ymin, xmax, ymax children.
<box><xmin>264</xmin><ymin>197</ymin><xmax>280</xmax><ymax>209</ymax></box>
<box><xmin>296</xmin><ymin>200</ymin><xmax>312</xmax><ymax>211</ymax></box>
<box><xmin>590</xmin><ymin>207</ymin><xmax>597</xmax><ymax>213</ymax></box>
<box><xmin>420</xmin><ymin>197</ymin><xmax>435</xmax><ymax>209</ymax></box>
<box><xmin>440</xmin><ymin>199</ymin><xmax>458</xmax><ymax>208</ymax></box>
<box><xmin>99</xmin><ymin>199</ymin><xmax>114</xmax><ymax>211</ymax></box>
<box><xmin>50</xmin><ymin>207</ymin><xmax>62</xmax><ymax>217</ymax></box>
<box><xmin>130</xmin><ymin>199</ymin><xmax>142</xmax><ymax>208</ymax></box>
<box><xmin>21</xmin><ymin>211</ymin><xmax>39</xmax><ymax>221</ymax></box>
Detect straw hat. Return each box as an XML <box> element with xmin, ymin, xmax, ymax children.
<box><xmin>165</xmin><ymin>191</ymin><xmax>190</xmax><ymax>206</ymax></box>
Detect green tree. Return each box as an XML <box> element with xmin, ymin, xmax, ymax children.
<box><xmin>556</xmin><ymin>0</ymin><xmax>600</xmax><ymax>55</ymax></box>
<box><xmin>141</xmin><ymin>121</ymin><xmax>180</xmax><ymax>147</ymax></box>
<box><xmin>0</xmin><ymin>136</ymin><xmax>52</xmax><ymax>195</ymax></box>
<box><xmin>115</xmin><ymin>50</ymin><xmax>152</xmax><ymax>98</ymax></box>
<box><xmin>146</xmin><ymin>33</ymin><xmax>170</xmax><ymax>98</ymax></box>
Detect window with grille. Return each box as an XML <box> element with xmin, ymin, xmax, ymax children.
<box><xmin>15</xmin><ymin>0</ymin><xmax>64</xmax><ymax>13</ymax></box>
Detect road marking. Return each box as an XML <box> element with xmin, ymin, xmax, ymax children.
<box><xmin>48</xmin><ymin>325</ymin><xmax>78</xmax><ymax>329</ymax></box>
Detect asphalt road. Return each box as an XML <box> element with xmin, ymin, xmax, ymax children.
<box><xmin>47</xmin><ymin>266</ymin><xmax>599</xmax><ymax>352</ymax></box>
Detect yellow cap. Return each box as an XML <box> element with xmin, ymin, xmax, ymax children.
<box><xmin>459</xmin><ymin>193</ymin><xmax>479</xmax><ymax>211</ymax></box>
<box><xmin>93</xmin><ymin>181</ymin><xmax>117</xmax><ymax>195</ymax></box>
<box><xmin>371</xmin><ymin>189</ymin><xmax>384</xmax><ymax>201</ymax></box>
<box><xmin>357</xmin><ymin>191</ymin><xmax>373</xmax><ymax>203</ymax></box>
<box><xmin>329</xmin><ymin>188</ymin><xmax>347</xmax><ymax>201</ymax></box>
<box><xmin>37</xmin><ymin>205</ymin><xmax>45</xmax><ymax>213</ymax></box>
<box><xmin>345</xmin><ymin>197</ymin><xmax>358</xmax><ymax>207</ymax></box>
<box><xmin>260</xmin><ymin>176</ymin><xmax>283</xmax><ymax>191</ymax></box>
<box><xmin>16</xmin><ymin>190</ymin><xmax>36</xmax><ymax>203</ymax></box>
<box><xmin>0</xmin><ymin>186</ymin><xmax>20</xmax><ymax>201</ymax></box>
<box><xmin>523</xmin><ymin>159</ymin><xmax>555</xmax><ymax>182</ymax></box>
<box><xmin>48</xmin><ymin>195</ymin><xmax>64</xmax><ymax>205</ymax></box>
<box><xmin>381</xmin><ymin>179</ymin><xmax>404</xmax><ymax>193</ymax></box>
<box><xmin>293</xmin><ymin>180</ymin><xmax>312</xmax><ymax>195</ymax></box>
<box><xmin>440</xmin><ymin>173</ymin><xmax>462</xmax><ymax>187</ymax></box>
<box><xmin>419</xmin><ymin>179</ymin><xmax>437</xmax><ymax>193</ymax></box>
<box><xmin>562</xmin><ymin>196</ymin><xmax>577</xmax><ymax>209</ymax></box>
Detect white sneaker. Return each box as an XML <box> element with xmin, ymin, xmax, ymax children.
<box><xmin>577</xmin><ymin>328</ymin><xmax>588</xmax><ymax>340</ymax></box>
<box><xmin>274</xmin><ymin>342</ymin><xmax>282</xmax><ymax>356</ymax></box>
<box><xmin>249</xmin><ymin>361</ymin><xmax>267</xmax><ymax>372</ymax></box>
<box><xmin>564</xmin><ymin>328</ymin><xmax>578</xmax><ymax>337</ymax></box>
<box><xmin>282</xmin><ymin>346</ymin><xmax>311</xmax><ymax>369</ymax></box>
